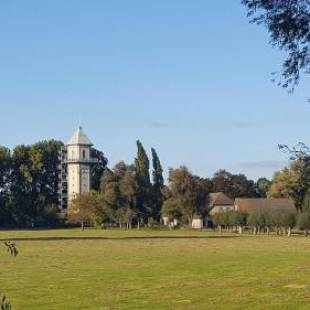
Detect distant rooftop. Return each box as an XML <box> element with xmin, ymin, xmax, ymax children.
<box><xmin>235</xmin><ymin>198</ymin><xmax>295</xmax><ymax>213</ymax></box>
<box><xmin>209</xmin><ymin>192</ymin><xmax>234</xmax><ymax>206</ymax></box>
<box><xmin>67</xmin><ymin>127</ymin><xmax>93</xmax><ymax>146</ymax></box>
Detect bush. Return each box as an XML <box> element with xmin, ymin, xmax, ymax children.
<box><xmin>229</xmin><ymin>211</ymin><xmax>247</xmax><ymax>233</ymax></box>
<box><xmin>41</xmin><ymin>204</ymin><xmax>59</xmax><ymax>226</ymax></box>
<box><xmin>297</xmin><ymin>212</ymin><xmax>310</xmax><ymax>236</ymax></box>
<box><xmin>247</xmin><ymin>209</ymin><xmax>266</xmax><ymax>233</ymax></box>
<box><xmin>279</xmin><ymin>211</ymin><xmax>296</xmax><ymax>236</ymax></box>
<box><xmin>212</xmin><ymin>212</ymin><xmax>226</xmax><ymax>230</ymax></box>
<box><xmin>161</xmin><ymin>198</ymin><xmax>182</xmax><ymax>223</ymax></box>
<box><xmin>229</xmin><ymin>211</ymin><xmax>247</xmax><ymax>226</ymax></box>
<box><xmin>212</xmin><ymin>210</ymin><xmax>242</xmax><ymax>232</ymax></box>
<box><xmin>147</xmin><ymin>217</ymin><xmax>159</xmax><ymax>229</ymax></box>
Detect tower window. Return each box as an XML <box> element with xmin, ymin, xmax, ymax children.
<box><xmin>82</xmin><ymin>149</ymin><xmax>86</xmax><ymax>159</ymax></box>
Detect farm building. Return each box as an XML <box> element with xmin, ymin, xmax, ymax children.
<box><xmin>209</xmin><ymin>192</ymin><xmax>234</xmax><ymax>215</ymax></box>
<box><xmin>186</xmin><ymin>192</ymin><xmax>234</xmax><ymax>228</ymax></box>
<box><xmin>234</xmin><ymin>198</ymin><xmax>295</xmax><ymax>213</ymax></box>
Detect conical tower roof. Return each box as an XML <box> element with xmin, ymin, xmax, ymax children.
<box><xmin>67</xmin><ymin>127</ymin><xmax>93</xmax><ymax>146</ymax></box>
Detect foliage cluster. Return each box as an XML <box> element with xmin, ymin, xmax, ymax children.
<box><xmin>211</xmin><ymin>208</ymin><xmax>310</xmax><ymax>236</ymax></box>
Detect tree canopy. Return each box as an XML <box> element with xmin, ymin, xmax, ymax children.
<box><xmin>242</xmin><ymin>0</ymin><xmax>310</xmax><ymax>92</ymax></box>
<box><xmin>166</xmin><ymin>166</ymin><xmax>210</xmax><ymax>225</ymax></box>
<box><xmin>269</xmin><ymin>144</ymin><xmax>310</xmax><ymax>212</ymax></box>
<box><xmin>211</xmin><ymin>169</ymin><xmax>256</xmax><ymax>199</ymax></box>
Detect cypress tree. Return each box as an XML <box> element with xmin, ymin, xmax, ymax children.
<box><xmin>151</xmin><ymin>148</ymin><xmax>164</xmax><ymax>220</ymax></box>
<box><xmin>134</xmin><ymin>140</ymin><xmax>151</xmax><ymax>221</ymax></box>
<box><xmin>151</xmin><ymin>148</ymin><xmax>164</xmax><ymax>189</ymax></box>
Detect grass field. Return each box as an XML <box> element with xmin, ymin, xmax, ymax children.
<box><xmin>1</xmin><ymin>229</ymin><xmax>310</xmax><ymax>309</ymax></box>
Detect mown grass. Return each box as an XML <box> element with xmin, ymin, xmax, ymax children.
<box><xmin>1</xmin><ymin>229</ymin><xmax>310</xmax><ymax>309</ymax></box>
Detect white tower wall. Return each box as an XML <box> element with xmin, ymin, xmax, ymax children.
<box><xmin>66</xmin><ymin>127</ymin><xmax>94</xmax><ymax>206</ymax></box>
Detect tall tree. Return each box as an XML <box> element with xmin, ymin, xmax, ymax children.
<box><xmin>268</xmin><ymin>168</ymin><xmax>295</xmax><ymax>198</ymax></box>
<box><xmin>268</xmin><ymin>160</ymin><xmax>310</xmax><ymax>212</ymax></box>
<box><xmin>118</xmin><ymin>164</ymin><xmax>138</xmax><ymax>228</ymax></box>
<box><xmin>255</xmin><ymin>177</ymin><xmax>271</xmax><ymax>197</ymax></box>
<box><xmin>100</xmin><ymin>165</ymin><xmax>123</xmax><ymax>223</ymax></box>
<box><xmin>90</xmin><ymin>148</ymin><xmax>108</xmax><ymax>191</ymax></box>
<box><xmin>10</xmin><ymin>140</ymin><xmax>63</xmax><ymax>225</ymax></box>
<box><xmin>167</xmin><ymin>166</ymin><xmax>209</xmax><ymax>225</ymax></box>
<box><xmin>242</xmin><ymin>0</ymin><xmax>310</xmax><ymax>92</ymax></box>
<box><xmin>134</xmin><ymin>141</ymin><xmax>151</xmax><ymax>220</ymax></box>
<box><xmin>10</xmin><ymin>144</ymin><xmax>35</xmax><ymax>224</ymax></box>
<box><xmin>100</xmin><ymin>162</ymin><xmax>138</xmax><ymax>228</ymax></box>
<box><xmin>0</xmin><ymin>146</ymin><xmax>12</xmax><ymax>225</ymax></box>
<box><xmin>151</xmin><ymin>147</ymin><xmax>164</xmax><ymax>220</ymax></box>
<box><xmin>211</xmin><ymin>170</ymin><xmax>256</xmax><ymax>199</ymax></box>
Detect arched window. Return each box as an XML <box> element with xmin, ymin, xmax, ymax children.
<box><xmin>82</xmin><ymin>149</ymin><xmax>86</xmax><ymax>159</ymax></box>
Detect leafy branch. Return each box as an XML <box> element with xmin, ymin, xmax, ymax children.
<box><xmin>1</xmin><ymin>241</ymin><xmax>18</xmax><ymax>309</ymax></box>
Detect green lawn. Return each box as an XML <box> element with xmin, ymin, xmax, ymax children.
<box><xmin>1</xmin><ymin>229</ymin><xmax>310</xmax><ymax>309</ymax></box>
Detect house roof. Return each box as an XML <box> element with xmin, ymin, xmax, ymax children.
<box><xmin>235</xmin><ymin>198</ymin><xmax>295</xmax><ymax>213</ymax></box>
<box><xmin>209</xmin><ymin>192</ymin><xmax>234</xmax><ymax>207</ymax></box>
<box><xmin>67</xmin><ymin>127</ymin><xmax>93</xmax><ymax>146</ymax></box>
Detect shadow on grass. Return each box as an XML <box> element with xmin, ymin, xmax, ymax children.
<box><xmin>0</xmin><ymin>235</ymin><xmax>239</xmax><ymax>242</ymax></box>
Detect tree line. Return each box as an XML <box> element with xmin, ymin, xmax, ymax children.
<box><xmin>71</xmin><ymin>142</ymin><xmax>310</xmax><ymax>230</ymax></box>
<box><xmin>70</xmin><ymin>142</ymin><xmax>271</xmax><ymax>229</ymax></box>
<box><xmin>2</xmin><ymin>138</ymin><xmax>310</xmax><ymax>229</ymax></box>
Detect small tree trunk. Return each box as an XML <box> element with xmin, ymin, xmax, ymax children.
<box><xmin>287</xmin><ymin>227</ymin><xmax>291</xmax><ymax>237</ymax></box>
<box><xmin>218</xmin><ymin>226</ymin><xmax>222</xmax><ymax>233</ymax></box>
<box><xmin>305</xmin><ymin>229</ymin><xmax>309</xmax><ymax>237</ymax></box>
<box><xmin>137</xmin><ymin>219</ymin><xmax>140</xmax><ymax>230</ymax></box>
<box><xmin>189</xmin><ymin>217</ymin><xmax>193</xmax><ymax>229</ymax></box>
<box><xmin>238</xmin><ymin>226</ymin><xmax>242</xmax><ymax>234</ymax></box>
<box><xmin>266</xmin><ymin>227</ymin><xmax>270</xmax><ymax>235</ymax></box>
<box><xmin>81</xmin><ymin>221</ymin><xmax>84</xmax><ymax>231</ymax></box>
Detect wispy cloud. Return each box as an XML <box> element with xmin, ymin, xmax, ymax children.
<box><xmin>150</xmin><ymin>121</ymin><xmax>167</xmax><ymax>128</ymax></box>
<box><xmin>231</xmin><ymin>122</ymin><xmax>252</xmax><ymax>128</ymax></box>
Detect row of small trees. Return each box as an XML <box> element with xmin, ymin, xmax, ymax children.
<box><xmin>212</xmin><ymin>209</ymin><xmax>310</xmax><ymax>237</ymax></box>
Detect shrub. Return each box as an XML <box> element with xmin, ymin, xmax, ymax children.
<box><xmin>147</xmin><ymin>217</ymin><xmax>159</xmax><ymax>229</ymax></box>
<box><xmin>212</xmin><ymin>212</ymin><xmax>226</xmax><ymax>231</ymax></box>
<box><xmin>41</xmin><ymin>204</ymin><xmax>59</xmax><ymax>226</ymax></box>
<box><xmin>229</xmin><ymin>211</ymin><xmax>247</xmax><ymax>233</ymax></box>
<box><xmin>297</xmin><ymin>212</ymin><xmax>310</xmax><ymax>236</ymax></box>
<box><xmin>247</xmin><ymin>209</ymin><xmax>266</xmax><ymax>233</ymax></box>
<box><xmin>279</xmin><ymin>211</ymin><xmax>296</xmax><ymax>236</ymax></box>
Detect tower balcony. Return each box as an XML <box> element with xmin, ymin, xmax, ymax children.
<box><xmin>65</xmin><ymin>158</ymin><xmax>98</xmax><ymax>164</ymax></box>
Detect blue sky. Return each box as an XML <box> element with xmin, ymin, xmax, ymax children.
<box><xmin>1</xmin><ymin>0</ymin><xmax>309</xmax><ymax>180</ymax></box>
